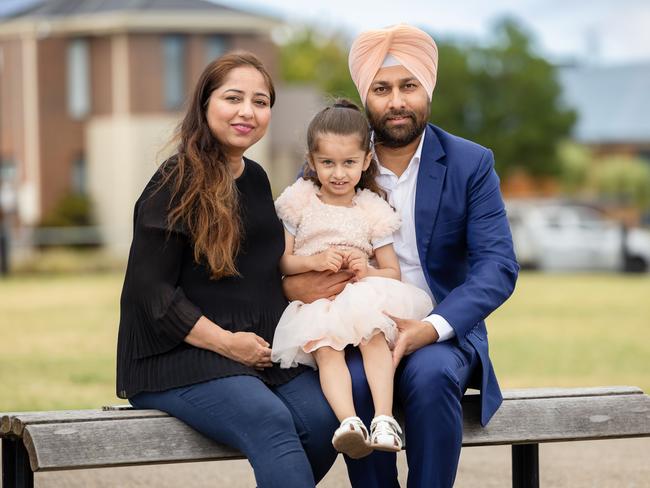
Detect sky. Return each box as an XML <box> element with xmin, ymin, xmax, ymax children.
<box><xmin>220</xmin><ymin>0</ymin><xmax>650</xmax><ymax>65</ymax></box>
<box><xmin>1</xmin><ymin>0</ymin><xmax>648</xmax><ymax>65</ymax></box>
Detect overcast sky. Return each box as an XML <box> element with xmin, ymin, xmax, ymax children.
<box><xmin>1</xmin><ymin>0</ymin><xmax>648</xmax><ymax>65</ymax></box>
<box><xmin>221</xmin><ymin>0</ymin><xmax>650</xmax><ymax>65</ymax></box>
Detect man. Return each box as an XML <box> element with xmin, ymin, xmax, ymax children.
<box><xmin>283</xmin><ymin>24</ymin><xmax>518</xmax><ymax>487</ymax></box>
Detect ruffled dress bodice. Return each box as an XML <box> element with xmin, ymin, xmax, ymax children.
<box><xmin>274</xmin><ymin>178</ymin><xmax>401</xmax><ymax>257</ymax></box>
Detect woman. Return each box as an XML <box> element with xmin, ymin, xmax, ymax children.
<box><xmin>116</xmin><ymin>52</ymin><xmax>338</xmax><ymax>487</ymax></box>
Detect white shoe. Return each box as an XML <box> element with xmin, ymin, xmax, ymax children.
<box><xmin>370</xmin><ymin>415</ymin><xmax>403</xmax><ymax>452</ymax></box>
<box><xmin>331</xmin><ymin>416</ymin><xmax>372</xmax><ymax>459</ymax></box>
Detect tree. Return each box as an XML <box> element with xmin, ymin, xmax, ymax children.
<box><xmin>589</xmin><ymin>156</ymin><xmax>650</xmax><ymax>210</ymax></box>
<box><xmin>557</xmin><ymin>142</ymin><xmax>591</xmax><ymax>194</ymax></box>
<box><xmin>279</xmin><ymin>28</ymin><xmax>359</xmax><ymax>104</ymax></box>
<box><xmin>433</xmin><ymin>19</ymin><xmax>576</xmax><ymax>177</ymax></box>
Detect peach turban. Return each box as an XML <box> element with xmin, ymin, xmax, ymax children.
<box><xmin>348</xmin><ymin>24</ymin><xmax>438</xmax><ymax>105</ymax></box>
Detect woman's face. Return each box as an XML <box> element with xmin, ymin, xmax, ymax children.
<box><xmin>206</xmin><ymin>66</ymin><xmax>272</xmax><ymax>156</ymax></box>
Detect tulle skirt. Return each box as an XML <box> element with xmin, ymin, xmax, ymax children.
<box><xmin>271</xmin><ymin>277</ymin><xmax>434</xmax><ymax>369</ymax></box>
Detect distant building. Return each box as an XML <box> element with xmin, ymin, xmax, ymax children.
<box><xmin>0</xmin><ymin>0</ymin><xmax>282</xmax><ymax>253</ymax></box>
<box><xmin>559</xmin><ymin>63</ymin><xmax>650</xmax><ymax>161</ymax></box>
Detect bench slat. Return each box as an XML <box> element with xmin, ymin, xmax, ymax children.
<box><xmin>463</xmin><ymin>394</ymin><xmax>650</xmax><ymax>446</ymax></box>
<box><xmin>2</xmin><ymin>410</ymin><xmax>166</xmax><ymax>437</ymax></box>
<box><xmin>20</xmin><ymin>392</ymin><xmax>650</xmax><ymax>471</ymax></box>
<box><xmin>23</xmin><ymin>417</ymin><xmax>244</xmax><ymax>471</ymax></box>
<box><xmin>4</xmin><ymin>386</ymin><xmax>641</xmax><ymax>437</ymax></box>
<box><xmin>500</xmin><ymin>386</ymin><xmax>643</xmax><ymax>400</ymax></box>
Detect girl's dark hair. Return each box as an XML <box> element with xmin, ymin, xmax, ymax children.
<box><xmin>303</xmin><ymin>98</ymin><xmax>385</xmax><ymax>198</ymax></box>
<box><xmin>158</xmin><ymin>51</ymin><xmax>275</xmax><ymax>279</ymax></box>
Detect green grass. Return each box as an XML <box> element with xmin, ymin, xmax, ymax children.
<box><xmin>489</xmin><ymin>272</ymin><xmax>650</xmax><ymax>391</ymax></box>
<box><xmin>0</xmin><ymin>272</ymin><xmax>122</xmax><ymax>410</ymax></box>
<box><xmin>1</xmin><ymin>271</ymin><xmax>649</xmax><ymax>411</ymax></box>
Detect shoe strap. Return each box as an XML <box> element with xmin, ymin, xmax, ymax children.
<box><xmin>340</xmin><ymin>416</ymin><xmax>368</xmax><ymax>434</ymax></box>
<box><xmin>340</xmin><ymin>416</ymin><xmax>363</xmax><ymax>427</ymax></box>
<box><xmin>370</xmin><ymin>415</ymin><xmax>402</xmax><ymax>435</ymax></box>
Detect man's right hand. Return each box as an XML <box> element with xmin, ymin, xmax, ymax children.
<box><xmin>282</xmin><ymin>270</ymin><xmax>354</xmax><ymax>303</ymax></box>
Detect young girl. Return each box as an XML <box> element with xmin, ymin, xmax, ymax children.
<box><xmin>271</xmin><ymin>99</ymin><xmax>433</xmax><ymax>459</ymax></box>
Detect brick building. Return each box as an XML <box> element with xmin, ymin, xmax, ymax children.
<box><xmin>0</xmin><ymin>0</ymin><xmax>282</xmax><ymax>253</ymax></box>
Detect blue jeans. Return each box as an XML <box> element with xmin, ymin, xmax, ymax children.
<box><xmin>345</xmin><ymin>341</ymin><xmax>479</xmax><ymax>488</ymax></box>
<box><xmin>130</xmin><ymin>370</ymin><xmax>338</xmax><ymax>488</ymax></box>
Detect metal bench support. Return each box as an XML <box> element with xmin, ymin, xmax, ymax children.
<box><xmin>2</xmin><ymin>438</ymin><xmax>34</xmax><ymax>488</ymax></box>
<box><xmin>512</xmin><ymin>443</ymin><xmax>539</xmax><ymax>488</ymax></box>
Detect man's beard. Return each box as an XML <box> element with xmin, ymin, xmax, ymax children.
<box><xmin>366</xmin><ymin>106</ymin><xmax>429</xmax><ymax>148</ymax></box>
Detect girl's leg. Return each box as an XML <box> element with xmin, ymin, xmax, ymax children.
<box><xmin>313</xmin><ymin>346</ymin><xmax>373</xmax><ymax>459</ymax></box>
<box><xmin>344</xmin><ymin>347</ymin><xmax>399</xmax><ymax>487</ymax></box>
<box><xmin>359</xmin><ymin>333</ymin><xmax>402</xmax><ymax>452</ymax></box>
<box><xmin>312</xmin><ymin>346</ymin><xmax>356</xmax><ymax>421</ymax></box>
<box><xmin>358</xmin><ymin>332</ymin><xmax>395</xmax><ymax>417</ymax></box>
<box><xmin>129</xmin><ymin>376</ymin><xmax>315</xmax><ymax>488</ymax></box>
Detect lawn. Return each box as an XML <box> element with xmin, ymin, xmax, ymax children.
<box><xmin>1</xmin><ymin>270</ymin><xmax>649</xmax><ymax>411</ymax></box>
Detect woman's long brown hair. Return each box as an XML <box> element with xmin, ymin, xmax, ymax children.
<box><xmin>159</xmin><ymin>52</ymin><xmax>275</xmax><ymax>279</ymax></box>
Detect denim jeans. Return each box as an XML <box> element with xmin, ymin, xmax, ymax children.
<box><xmin>130</xmin><ymin>370</ymin><xmax>338</xmax><ymax>488</ymax></box>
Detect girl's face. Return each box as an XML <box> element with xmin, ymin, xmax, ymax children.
<box><xmin>308</xmin><ymin>132</ymin><xmax>372</xmax><ymax>204</ymax></box>
<box><xmin>206</xmin><ymin>66</ymin><xmax>272</xmax><ymax>158</ymax></box>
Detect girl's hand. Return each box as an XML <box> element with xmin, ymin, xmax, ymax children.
<box><xmin>223</xmin><ymin>331</ymin><xmax>273</xmax><ymax>369</ymax></box>
<box><xmin>312</xmin><ymin>248</ymin><xmax>345</xmax><ymax>272</ymax></box>
<box><xmin>345</xmin><ymin>249</ymin><xmax>369</xmax><ymax>279</ymax></box>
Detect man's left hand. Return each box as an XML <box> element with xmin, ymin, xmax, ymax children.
<box><xmin>389</xmin><ymin>315</ymin><xmax>439</xmax><ymax>368</ymax></box>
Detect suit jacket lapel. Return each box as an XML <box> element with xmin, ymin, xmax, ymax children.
<box><xmin>415</xmin><ymin>125</ymin><xmax>447</xmax><ymax>268</ymax></box>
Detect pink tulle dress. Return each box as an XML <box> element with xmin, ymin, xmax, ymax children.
<box><xmin>271</xmin><ymin>179</ymin><xmax>433</xmax><ymax>369</ymax></box>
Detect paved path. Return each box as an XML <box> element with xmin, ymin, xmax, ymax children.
<box><xmin>29</xmin><ymin>437</ymin><xmax>650</xmax><ymax>487</ymax></box>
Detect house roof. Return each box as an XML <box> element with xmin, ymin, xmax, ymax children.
<box><xmin>559</xmin><ymin>63</ymin><xmax>650</xmax><ymax>144</ymax></box>
<box><xmin>6</xmin><ymin>0</ymin><xmax>239</xmax><ymax>18</ymax></box>
<box><xmin>0</xmin><ymin>0</ymin><xmax>280</xmax><ymax>36</ymax></box>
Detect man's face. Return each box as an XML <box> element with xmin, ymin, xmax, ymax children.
<box><xmin>365</xmin><ymin>65</ymin><xmax>430</xmax><ymax>148</ymax></box>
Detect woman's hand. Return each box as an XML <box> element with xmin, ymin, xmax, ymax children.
<box><xmin>185</xmin><ymin>317</ymin><xmax>272</xmax><ymax>369</ymax></box>
<box><xmin>223</xmin><ymin>331</ymin><xmax>273</xmax><ymax>369</ymax></box>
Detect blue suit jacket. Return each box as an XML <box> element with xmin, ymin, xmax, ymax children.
<box><xmin>415</xmin><ymin>124</ymin><xmax>519</xmax><ymax>426</ymax></box>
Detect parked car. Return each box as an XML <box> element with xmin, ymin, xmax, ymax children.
<box><xmin>505</xmin><ymin>200</ymin><xmax>650</xmax><ymax>272</ymax></box>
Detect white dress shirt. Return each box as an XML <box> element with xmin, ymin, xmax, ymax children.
<box><xmin>374</xmin><ymin>133</ymin><xmax>456</xmax><ymax>342</ymax></box>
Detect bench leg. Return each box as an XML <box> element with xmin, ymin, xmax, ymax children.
<box><xmin>2</xmin><ymin>438</ymin><xmax>34</xmax><ymax>488</ymax></box>
<box><xmin>512</xmin><ymin>443</ymin><xmax>539</xmax><ymax>488</ymax></box>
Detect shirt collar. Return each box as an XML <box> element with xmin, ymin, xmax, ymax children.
<box><xmin>376</xmin><ymin>130</ymin><xmax>427</xmax><ymax>178</ymax></box>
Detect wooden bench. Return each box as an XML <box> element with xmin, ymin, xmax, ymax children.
<box><xmin>2</xmin><ymin>386</ymin><xmax>649</xmax><ymax>488</ymax></box>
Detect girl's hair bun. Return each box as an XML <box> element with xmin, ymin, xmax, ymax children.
<box><xmin>331</xmin><ymin>98</ymin><xmax>360</xmax><ymax>112</ymax></box>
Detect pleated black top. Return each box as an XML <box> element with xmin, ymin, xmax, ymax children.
<box><xmin>116</xmin><ymin>157</ymin><xmax>307</xmax><ymax>399</ymax></box>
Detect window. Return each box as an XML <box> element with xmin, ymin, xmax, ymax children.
<box><xmin>0</xmin><ymin>159</ymin><xmax>16</xmax><ymax>183</ymax></box>
<box><xmin>71</xmin><ymin>155</ymin><xmax>86</xmax><ymax>195</ymax></box>
<box><xmin>163</xmin><ymin>35</ymin><xmax>186</xmax><ymax>110</ymax></box>
<box><xmin>205</xmin><ymin>35</ymin><xmax>227</xmax><ymax>64</ymax></box>
<box><xmin>67</xmin><ymin>39</ymin><xmax>90</xmax><ymax>119</ymax></box>
<box><xmin>0</xmin><ymin>159</ymin><xmax>17</xmax><ymax>214</ymax></box>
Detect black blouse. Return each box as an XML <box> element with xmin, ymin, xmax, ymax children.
<box><xmin>116</xmin><ymin>157</ymin><xmax>307</xmax><ymax>399</ymax></box>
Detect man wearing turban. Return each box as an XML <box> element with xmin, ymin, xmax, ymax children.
<box><xmin>284</xmin><ymin>24</ymin><xmax>518</xmax><ymax>488</ymax></box>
